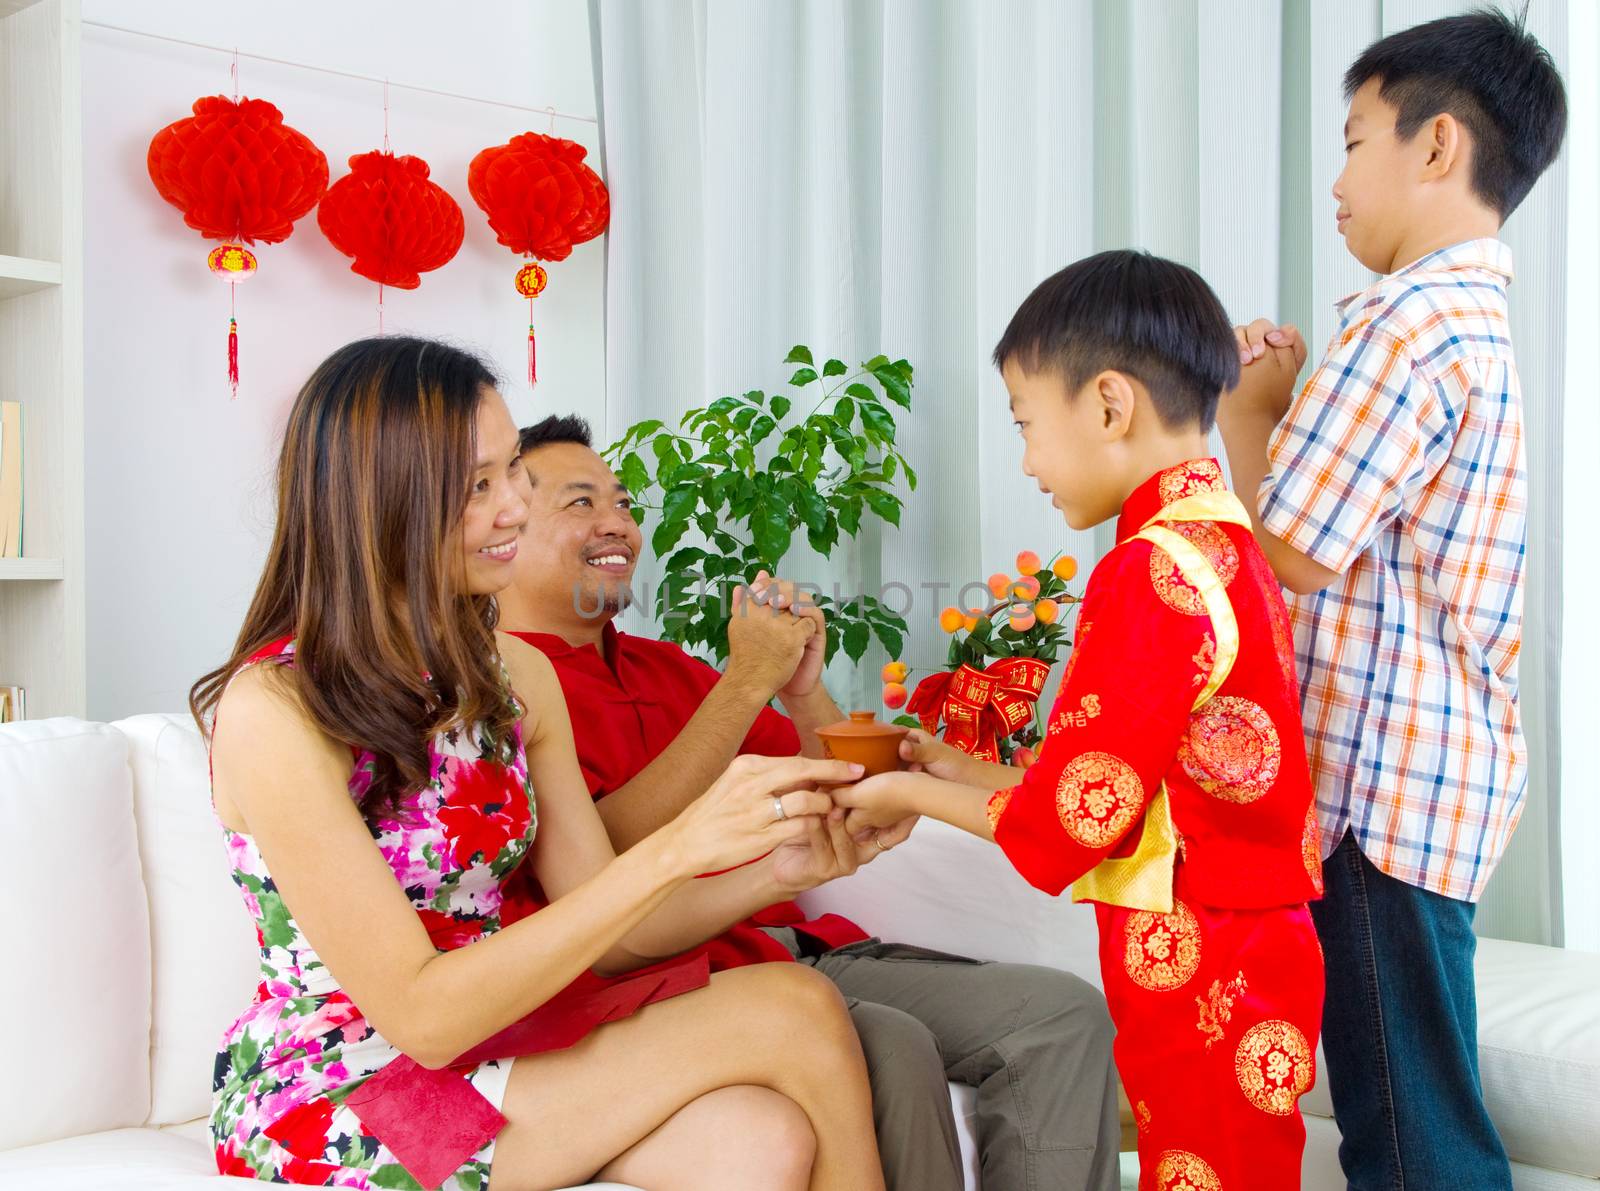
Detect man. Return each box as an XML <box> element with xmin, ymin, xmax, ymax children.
<box><xmin>496</xmin><ymin>414</ymin><xmax>1120</xmax><ymax>1191</ymax></box>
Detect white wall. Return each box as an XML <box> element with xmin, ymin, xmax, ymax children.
<box><xmin>82</xmin><ymin>0</ymin><xmax>606</xmax><ymax>719</ymax></box>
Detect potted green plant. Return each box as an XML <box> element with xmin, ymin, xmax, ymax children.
<box><xmin>604</xmin><ymin>346</ymin><xmax>917</xmax><ymax>666</ymax></box>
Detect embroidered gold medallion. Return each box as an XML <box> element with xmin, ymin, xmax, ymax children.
<box><xmin>1301</xmin><ymin>806</ymin><xmax>1324</xmax><ymax>892</ymax></box>
<box><xmin>1149</xmin><ymin>522</ymin><xmax>1240</xmax><ymax>616</ymax></box>
<box><xmin>1196</xmin><ymin>971</ymin><xmax>1249</xmax><ymax>1051</ymax></box>
<box><xmin>1158</xmin><ymin>458</ymin><xmax>1226</xmax><ymax>506</ymax></box>
<box><xmin>1122</xmin><ymin>900</ymin><xmax>1203</xmax><ymax>991</ymax></box>
<box><xmin>1235</xmin><ymin>1020</ymin><xmax>1314</xmax><ymax>1115</ymax></box>
<box><xmin>1179</xmin><ymin>696</ymin><xmax>1282</xmax><ymax>805</ymax></box>
<box><xmin>1153</xmin><ymin>1149</ymin><xmax>1222</xmax><ymax>1191</ymax></box>
<box><xmin>1055</xmin><ymin>751</ymin><xmax>1145</xmax><ymax>848</ymax></box>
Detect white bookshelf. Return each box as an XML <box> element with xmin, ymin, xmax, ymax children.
<box><xmin>0</xmin><ymin>0</ymin><xmax>84</xmax><ymax>718</ymax></box>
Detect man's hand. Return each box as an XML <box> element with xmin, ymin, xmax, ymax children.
<box><xmin>768</xmin><ymin>806</ymin><xmax>920</xmax><ymax>894</ymax></box>
<box><xmin>726</xmin><ymin>580</ymin><xmax>814</xmax><ymax>699</ymax></box>
<box><xmin>747</xmin><ymin>570</ymin><xmax>827</xmax><ymax>699</ymax></box>
<box><xmin>1224</xmin><ymin>318</ymin><xmax>1306</xmax><ymax>425</ymax></box>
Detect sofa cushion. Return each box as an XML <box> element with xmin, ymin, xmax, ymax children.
<box><xmin>115</xmin><ymin>714</ymin><xmax>260</xmax><ymax>1129</ymax></box>
<box><xmin>1299</xmin><ymin>936</ymin><xmax>1600</xmax><ymax>1178</ymax></box>
<box><xmin>796</xmin><ymin>817</ymin><xmax>1104</xmax><ymax>987</ymax></box>
<box><xmin>0</xmin><ymin>718</ymin><xmax>152</xmax><ymax>1150</ymax></box>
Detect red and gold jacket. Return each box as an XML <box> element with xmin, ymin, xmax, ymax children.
<box><xmin>989</xmin><ymin>459</ymin><xmax>1324</xmax><ymax>912</ymax></box>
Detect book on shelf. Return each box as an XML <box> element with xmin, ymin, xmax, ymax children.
<box><xmin>0</xmin><ymin>401</ymin><xmax>21</xmax><ymax>557</ymax></box>
<box><xmin>0</xmin><ymin>686</ymin><xmax>23</xmax><ymax>723</ymax></box>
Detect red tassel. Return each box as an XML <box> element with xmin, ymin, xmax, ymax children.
<box><xmin>527</xmin><ymin>319</ymin><xmax>537</xmax><ymax>388</ymax></box>
<box><xmin>227</xmin><ymin>315</ymin><xmax>239</xmax><ymax>400</ymax></box>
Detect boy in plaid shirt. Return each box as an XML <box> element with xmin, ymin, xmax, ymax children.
<box><xmin>1217</xmin><ymin>10</ymin><xmax>1566</xmax><ymax>1188</ymax></box>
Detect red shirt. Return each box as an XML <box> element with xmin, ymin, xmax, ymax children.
<box><xmin>989</xmin><ymin>459</ymin><xmax>1324</xmax><ymax>910</ymax></box>
<box><xmin>504</xmin><ymin>625</ymin><xmax>869</xmax><ymax>969</ymax></box>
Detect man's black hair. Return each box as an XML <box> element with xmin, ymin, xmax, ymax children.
<box><xmin>1344</xmin><ymin>6</ymin><xmax>1566</xmax><ymax>218</ymax></box>
<box><xmin>517</xmin><ymin>414</ymin><xmax>594</xmax><ymax>458</ymax></box>
<box><xmin>992</xmin><ymin>249</ymin><xmax>1240</xmax><ymax>432</ymax></box>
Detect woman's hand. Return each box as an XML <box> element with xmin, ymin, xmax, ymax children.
<box><xmin>768</xmin><ymin>807</ymin><xmax>921</xmax><ymax>894</ymax></box>
<box><xmin>665</xmin><ymin>754</ymin><xmax>863</xmax><ymax>875</ymax></box>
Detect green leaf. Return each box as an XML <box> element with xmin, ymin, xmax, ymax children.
<box><xmin>619</xmin><ymin>451</ymin><xmax>650</xmax><ymax>496</ymax></box>
<box><xmin>661</xmin><ymin>487</ymin><xmax>698</xmax><ymax>532</ymax></box>
<box><xmin>834</xmin><ymin>397</ymin><xmax>856</xmax><ymax>428</ymax></box>
<box><xmin>872</xmin><ymin>364</ymin><xmax>912</xmax><ymax>409</ymax></box>
<box><xmin>770</xmin><ymin>394</ymin><xmax>792</xmax><ymax>420</ymax></box>
<box><xmin>665</xmin><ymin>546</ymin><xmax>707</xmax><ymax>571</ymax></box>
<box><xmin>790</xmin><ymin>367</ymin><xmax>819</xmax><ymax>387</ymax></box>
<box><xmin>899</xmin><ymin>454</ymin><xmax>919</xmax><ymax>490</ymax></box>
<box><xmin>744</xmin><ymin>389</ymin><xmax>766</xmax><ymax>407</ymax></box>
<box><xmin>785</xmin><ymin>345</ymin><xmax>814</xmax><ymax>365</ymax></box>
<box><xmin>864</xmin><ymin>354</ymin><xmax>890</xmax><ymax>371</ymax></box>
<box><xmin>892</xmin><ymin>714</ymin><xmax>921</xmax><ymax>729</ymax></box>
<box><xmin>844</xmin><ymin>382</ymin><xmax>876</xmax><ymax>404</ymax></box>
<box><xmin>750</xmin><ymin>414</ymin><xmax>777</xmax><ymax>445</ymax></box>
<box><xmin>752</xmin><ymin>501</ymin><xmax>792</xmax><ymax>563</ymax></box>
<box><xmin>653</xmin><ymin>518</ymin><xmax>691</xmax><ymax>555</ymax></box>
<box><xmin>630</xmin><ymin>506</ymin><xmax>646</xmax><ymax>526</ymax></box>
<box><xmin>822</xmin><ymin>358</ymin><xmax>849</xmax><ymax>377</ymax></box>
<box><xmin>843</xmin><ymin>620</ymin><xmax>870</xmax><ymax>662</ymax></box>
<box><xmin>795</xmin><ymin>486</ymin><xmax>828</xmax><ymax>533</ymax></box>
<box><xmin>629</xmin><ymin>418</ymin><xmax>665</xmax><ymax>441</ymax></box>
<box><xmin>839</xmin><ymin>499</ymin><xmax>862</xmax><ymax>536</ymax></box>
<box><xmin>872</xmin><ymin>622</ymin><xmax>904</xmax><ymax>658</ymax></box>
<box><xmin>734</xmin><ymin>407</ymin><xmax>758</xmax><ymax>431</ymax></box>
<box><xmin>861</xmin><ymin>487</ymin><xmax>902</xmax><ymax>526</ymax></box>
<box><xmin>861</xmin><ymin>402</ymin><xmax>896</xmax><ymax>443</ymax></box>
<box><xmin>883</xmin><ymin>454</ymin><xmax>898</xmax><ymax>482</ymax></box>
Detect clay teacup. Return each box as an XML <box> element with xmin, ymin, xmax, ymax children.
<box><xmin>814</xmin><ymin>711</ymin><xmax>910</xmax><ymax>781</ymax></box>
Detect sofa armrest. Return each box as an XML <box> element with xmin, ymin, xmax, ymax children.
<box><xmin>795</xmin><ymin>817</ymin><xmax>1104</xmax><ymax>988</ymax></box>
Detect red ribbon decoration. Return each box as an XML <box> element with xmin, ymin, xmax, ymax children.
<box><xmin>906</xmin><ymin>657</ymin><xmax>1053</xmax><ymax>762</ymax></box>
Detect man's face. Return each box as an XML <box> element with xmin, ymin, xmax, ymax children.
<box><xmin>511</xmin><ymin>442</ymin><xmax>642</xmax><ymax>622</ymax></box>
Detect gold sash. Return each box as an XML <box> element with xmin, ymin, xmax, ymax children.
<box><xmin>1068</xmin><ymin>491</ymin><xmax>1250</xmax><ymax>912</ymax></box>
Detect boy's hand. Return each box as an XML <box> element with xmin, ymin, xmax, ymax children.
<box><xmin>1235</xmin><ymin>318</ymin><xmax>1307</xmax><ymax>370</ymax></box>
<box><xmin>832</xmin><ymin>770</ymin><xmax>923</xmax><ymax>834</ymax></box>
<box><xmin>899</xmin><ymin>729</ymin><xmax>978</xmax><ymax>781</ymax></box>
<box><xmin>1225</xmin><ymin>318</ymin><xmax>1304</xmax><ymax>424</ymax></box>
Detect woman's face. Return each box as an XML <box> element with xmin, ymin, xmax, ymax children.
<box><xmin>460</xmin><ymin>388</ymin><xmax>532</xmax><ymax>595</ymax></box>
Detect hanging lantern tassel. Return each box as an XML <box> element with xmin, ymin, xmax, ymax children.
<box><xmin>208</xmin><ymin>243</ymin><xmax>257</xmax><ymax>401</ymax></box>
<box><xmin>515</xmin><ymin>261</ymin><xmax>548</xmax><ymax>387</ymax></box>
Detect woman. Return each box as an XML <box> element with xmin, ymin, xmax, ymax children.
<box><xmin>194</xmin><ymin>337</ymin><xmax>890</xmax><ymax>1191</ymax></box>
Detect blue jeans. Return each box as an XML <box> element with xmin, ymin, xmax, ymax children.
<box><xmin>1311</xmin><ymin>831</ymin><xmax>1512</xmax><ymax>1190</ymax></box>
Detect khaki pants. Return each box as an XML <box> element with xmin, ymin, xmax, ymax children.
<box><xmin>765</xmin><ymin>932</ymin><xmax>1121</xmax><ymax>1191</ymax></box>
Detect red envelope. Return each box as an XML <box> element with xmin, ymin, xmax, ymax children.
<box><xmin>343</xmin><ymin>1056</ymin><xmax>506</xmax><ymax>1190</ymax></box>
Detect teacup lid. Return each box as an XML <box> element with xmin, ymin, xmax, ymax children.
<box><xmin>816</xmin><ymin>711</ymin><xmax>908</xmax><ymax>738</ymax></box>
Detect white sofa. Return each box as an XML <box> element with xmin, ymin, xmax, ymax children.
<box><xmin>1</xmin><ymin>714</ymin><xmax>1596</xmax><ymax>1190</ymax></box>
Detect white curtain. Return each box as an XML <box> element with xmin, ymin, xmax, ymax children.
<box><xmin>589</xmin><ymin>0</ymin><xmax>1576</xmax><ymax>946</ymax></box>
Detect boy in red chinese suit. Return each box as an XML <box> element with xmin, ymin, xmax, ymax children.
<box><xmin>836</xmin><ymin>250</ymin><xmax>1324</xmax><ymax>1190</ymax></box>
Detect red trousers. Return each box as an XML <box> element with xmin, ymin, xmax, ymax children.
<box><xmin>1095</xmin><ymin>898</ymin><xmax>1324</xmax><ymax>1190</ymax></box>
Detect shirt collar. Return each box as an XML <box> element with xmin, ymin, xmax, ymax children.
<box><xmin>1116</xmin><ymin>458</ymin><xmax>1228</xmax><ymax>541</ymax></box>
<box><xmin>1335</xmin><ymin>237</ymin><xmax>1514</xmax><ymax>316</ymax></box>
<box><xmin>509</xmin><ymin>620</ymin><xmax>625</xmax><ymax>677</ymax></box>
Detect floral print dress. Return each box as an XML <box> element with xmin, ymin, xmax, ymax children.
<box><xmin>211</xmin><ymin>639</ymin><xmax>536</xmax><ymax>1189</ymax></box>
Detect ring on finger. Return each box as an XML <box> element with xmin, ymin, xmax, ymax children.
<box><xmin>772</xmin><ymin>795</ymin><xmax>788</xmax><ymax>822</ymax></box>
<box><xmin>872</xmin><ymin>833</ymin><xmax>888</xmax><ymax>852</ymax></box>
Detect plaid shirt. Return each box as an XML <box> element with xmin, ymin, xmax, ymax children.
<box><xmin>1259</xmin><ymin>238</ymin><xmax>1525</xmax><ymax>902</ymax></box>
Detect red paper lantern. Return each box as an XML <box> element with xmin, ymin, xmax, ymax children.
<box><xmin>317</xmin><ymin>151</ymin><xmax>464</xmax><ymax>290</ymax></box>
<box><xmin>147</xmin><ymin>95</ymin><xmax>328</xmax><ymax>397</ymax></box>
<box><xmin>468</xmin><ymin>132</ymin><xmax>609</xmax><ymax>386</ymax></box>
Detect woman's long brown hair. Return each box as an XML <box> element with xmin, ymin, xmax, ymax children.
<box><xmin>190</xmin><ymin>336</ymin><xmax>521</xmax><ymax>815</ymax></box>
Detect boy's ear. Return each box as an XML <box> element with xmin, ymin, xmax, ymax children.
<box><xmin>1093</xmin><ymin>371</ymin><xmax>1138</xmax><ymax>441</ymax></box>
<box><xmin>1420</xmin><ymin>112</ymin><xmax>1465</xmax><ymax>181</ymax></box>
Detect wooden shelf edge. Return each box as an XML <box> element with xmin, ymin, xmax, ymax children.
<box><xmin>0</xmin><ymin>558</ymin><xmax>64</xmax><ymax>580</ymax></box>
<box><xmin>0</xmin><ymin>255</ymin><xmax>64</xmax><ymax>300</ymax></box>
<box><xmin>0</xmin><ymin>0</ymin><xmax>52</xmax><ymax>17</ymax></box>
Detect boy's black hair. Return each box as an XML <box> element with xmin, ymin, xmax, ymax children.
<box><xmin>1344</xmin><ymin>6</ymin><xmax>1566</xmax><ymax>219</ymax></box>
<box><xmin>518</xmin><ymin>414</ymin><xmax>594</xmax><ymax>458</ymax></box>
<box><xmin>992</xmin><ymin>250</ymin><xmax>1239</xmax><ymax>433</ymax></box>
